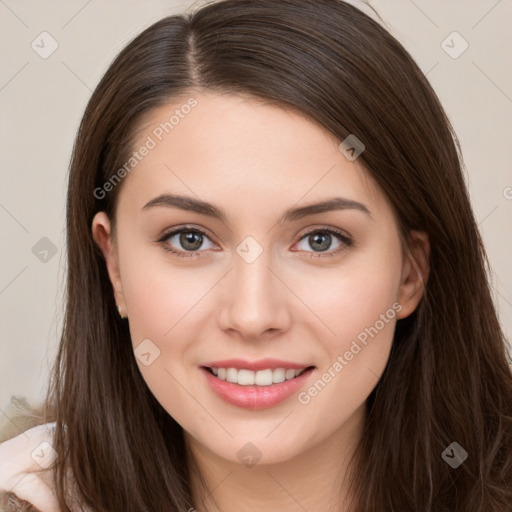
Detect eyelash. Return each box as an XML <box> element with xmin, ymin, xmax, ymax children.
<box><xmin>156</xmin><ymin>225</ymin><xmax>353</xmax><ymax>259</ymax></box>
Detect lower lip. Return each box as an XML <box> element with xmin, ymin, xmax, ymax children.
<box><xmin>200</xmin><ymin>366</ymin><xmax>315</xmax><ymax>410</ymax></box>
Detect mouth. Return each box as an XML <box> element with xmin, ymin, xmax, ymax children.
<box><xmin>200</xmin><ymin>364</ymin><xmax>317</xmax><ymax>409</ymax></box>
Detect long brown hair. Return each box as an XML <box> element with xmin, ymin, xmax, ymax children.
<box><xmin>38</xmin><ymin>0</ymin><xmax>512</xmax><ymax>510</ymax></box>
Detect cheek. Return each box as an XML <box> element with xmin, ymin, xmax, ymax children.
<box><xmin>119</xmin><ymin>251</ymin><xmax>216</xmax><ymax>396</ymax></box>
<box><xmin>293</xmin><ymin>239</ymin><xmax>401</xmax><ymax>392</ymax></box>
<box><xmin>120</xmin><ymin>259</ymin><xmax>207</xmax><ymax>428</ymax></box>
<box><xmin>294</xmin><ymin>240</ymin><xmax>402</xmax><ymax>342</ymax></box>
<box><xmin>120</xmin><ymin>241</ymin><xmax>213</xmax><ymax>344</ymax></box>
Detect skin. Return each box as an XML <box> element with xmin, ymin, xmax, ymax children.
<box><xmin>92</xmin><ymin>91</ymin><xmax>429</xmax><ymax>512</ymax></box>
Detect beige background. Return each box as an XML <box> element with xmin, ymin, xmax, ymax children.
<box><xmin>0</xmin><ymin>0</ymin><xmax>511</xmax><ymax>412</ymax></box>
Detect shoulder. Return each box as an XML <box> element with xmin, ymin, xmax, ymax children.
<box><xmin>0</xmin><ymin>396</ymin><xmax>57</xmax><ymax>512</ymax></box>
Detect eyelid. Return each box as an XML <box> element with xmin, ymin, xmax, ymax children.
<box><xmin>297</xmin><ymin>225</ymin><xmax>351</xmax><ymax>242</ymax></box>
<box><xmin>157</xmin><ymin>224</ymin><xmax>216</xmax><ymax>243</ymax></box>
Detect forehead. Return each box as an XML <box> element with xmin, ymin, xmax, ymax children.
<box><xmin>118</xmin><ymin>91</ymin><xmax>385</xmax><ymax>219</ymax></box>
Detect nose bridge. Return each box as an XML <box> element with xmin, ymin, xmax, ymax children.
<box><xmin>219</xmin><ymin>239</ymin><xmax>290</xmax><ymax>338</ymax></box>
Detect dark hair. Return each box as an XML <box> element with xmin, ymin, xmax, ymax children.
<box><xmin>38</xmin><ymin>0</ymin><xmax>512</xmax><ymax>510</ymax></box>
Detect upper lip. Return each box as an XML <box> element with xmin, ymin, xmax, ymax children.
<box><xmin>201</xmin><ymin>358</ymin><xmax>315</xmax><ymax>371</ymax></box>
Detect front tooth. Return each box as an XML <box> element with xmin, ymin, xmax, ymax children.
<box><xmin>272</xmin><ymin>368</ymin><xmax>286</xmax><ymax>383</ymax></box>
<box><xmin>226</xmin><ymin>368</ymin><xmax>238</xmax><ymax>383</ymax></box>
<box><xmin>212</xmin><ymin>367</ymin><xmax>303</xmax><ymax>385</ymax></box>
<box><xmin>237</xmin><ymin>369</ymin><xmax>255</xmax><ymax>385</ymax></box>
<box><xmin>255</xmin><ymin>369</ymin><xmax>273</xmax><ymax>386</ymax></box>
<box><xmin>285</xmin><ymin>369</ymin><xmax>297</xmax><ymax>380</ymax></box>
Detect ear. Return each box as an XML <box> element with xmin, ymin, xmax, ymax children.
<box><xmin>91</xmin><ymin>211</ymin><xmax>127</xmax><ymax>316</ymax></box>
<box><xmin>396</xmin><ymin>230</ymin><xmax>430</xmax><ymax>320</ymax></box>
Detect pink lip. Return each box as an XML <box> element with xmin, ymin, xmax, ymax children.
<box><xmin>200</xmin><ymin>366</ymin><xmax>316</xmax><ymax>410</ymax></box>
<box><xmin>201</xmin><ymin>358</ymin><xmax>311</xmax><ymax>371</ymax></box>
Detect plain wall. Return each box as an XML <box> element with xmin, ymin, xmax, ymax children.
<box><xmin>1</xmin><ymin>0</ymin><xmax>511</xmax><ymax>411</ymax></box>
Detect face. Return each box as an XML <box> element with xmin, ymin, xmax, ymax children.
<box><xmin>92</xmin><ymin>91</ymin><xmax>428</xmax><ymax>467</ymax></box>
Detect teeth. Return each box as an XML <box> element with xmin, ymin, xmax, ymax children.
<box><xmin>239</xmin><ymin>369</ymin><xmax>255</xmax><ymax>385</ymax></box>
<box><xmin>226</xmin><ymin>368</ymin><xmax>238</xmax><ymax>383</ymax></box>
<box><xmin>272</xmin><ymin>368</ymin><xmax>286</xmax><ymax>383</ymax></box>
<box><xmin>209</xmin><ymin>367</ymin><xmax>308</xmax><ymax>386</ymax></box>
<box><xmin>255</xmin><ymin>369</ymin><xmax>272</xmax><ymax>386</ymax></box>
<box><xmin>285</xmin><ymin>369</ymin><xmax>296</xmax><ymax>380</ymax></box>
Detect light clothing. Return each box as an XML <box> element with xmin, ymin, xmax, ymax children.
<box><xmin>0</xmin><ymin>422</ymin><xmax>62</xmax><ymax>512</ymax></box>
<box><xmin>0</xmin><ymin>396</ymin><xmax>88</xmax><ymax>512</ymax></box>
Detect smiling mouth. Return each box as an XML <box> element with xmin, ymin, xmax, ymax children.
<box><xmin>202</xmin><ymin>365</ymin><xmax>316</xmax><ymax>387</ymax></box>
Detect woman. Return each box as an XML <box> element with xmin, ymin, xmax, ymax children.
<box><xmin>1</xmin><ymin>0</ymin><xmax>511</xmax><ymax>510</ymax></box>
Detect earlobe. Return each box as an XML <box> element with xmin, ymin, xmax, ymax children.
<box><xmin>91</xmin><ymin>212</ymin><xmax>126</xmax><ymax>313</ymax></box>
<box><xmin>396</xmin><ymin>230</ymin><xmax>430</xmax><ymax>320</ymax></box>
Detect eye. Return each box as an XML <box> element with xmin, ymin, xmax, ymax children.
<box><xmin>157</xmin><ymin>226</ymin><xmax>217</xmax><ymax>258</ymax></box>
<box><xmin>157</xmin><ymin>225</ymin><xmax>353</xmax><ymax>259</ymax></box>
<box><xmin>294</xmin><ymin>228</ymin><xmax>352</xmax><ymax>257</ymax></box>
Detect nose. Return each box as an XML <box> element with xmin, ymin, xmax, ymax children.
<box><xmin>217</xmin><ymin>248</ymin><xmax>292</xmax><ymax>341</ymax></box>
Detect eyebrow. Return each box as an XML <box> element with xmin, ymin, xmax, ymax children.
<box><xmin>142</xmin><ymin>193</ymin><xmax>372</xmax><ymax>222</ymax></box>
